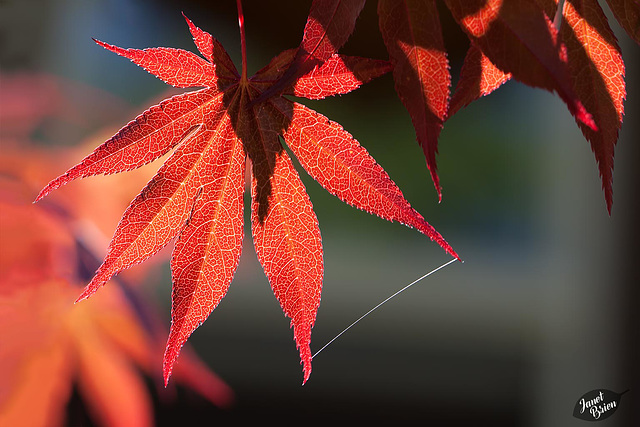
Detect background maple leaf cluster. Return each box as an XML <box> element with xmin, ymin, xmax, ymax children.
<box><xmin>1</xmin><ymin>0</ymin><xmax>638</xmax><ymax>425</ymax></box>
<box><xmin>0</xmin><ymin>75</ymin><xmax>234</xmax><ymax>426</ymax></box>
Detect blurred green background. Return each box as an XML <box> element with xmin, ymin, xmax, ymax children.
<box><xmin>1</xmin><ymin>0</ymin><xmax>638</xmax><ymax>425</ymax></box>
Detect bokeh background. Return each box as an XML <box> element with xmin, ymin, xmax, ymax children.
<box><xmin>1</xmin><ymin>0</ymin><xmax>638</xmax><ymax>425</ymax></box>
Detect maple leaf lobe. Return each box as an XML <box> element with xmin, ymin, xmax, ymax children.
<box><xmin>605</xmin><ymin>0</ymin><xmax>640</xmax><ymax>46</ymax></box>
<box><xmin>251</xmin><ymin>0</ymin><xmax>366</xmax><ymax>104</ymax></box>
<box><xmin>444</xmin><ymin>0</ymin><xmax>598</xmax><ymax>132</ymax></box>
<box><xmin>164</xmin><ymin>118</ymin><xmax>245</xmax><ymax>385</ymax></box>
<box><xmin>560</xmin><ymin>0</ymin><xmax>626</xmax><ymax>213</ymax></box>
<box><xmin>93</xmin><ymin>38</ymin><xmax>217</xmax><ymax>89</ymax></box>
<box><xmin>448</xmin><ymin>45</ymin><xmax>511</xmax><ymax>118</ymax></box>
<box><xmin>378</xmin><ymin>0</ymin><xmax>451</xmax><ymax>201</ymax></box>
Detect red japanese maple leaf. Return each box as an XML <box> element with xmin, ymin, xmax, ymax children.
<box><xmin>378</xmin><ymin>0</ymin><xmax>451</xmax><ymax>201</ymax></box>
<box><xmin>377</xmin><ymin>0</ymin><xmax>629</xmax><ymax>213</ymax></box>
<box><xmin>444</xmin><ymin>0</ymin><xmax>627</xmax><ymax>213</ymax></box>
<box><xmin>36</xmin><ymin>0</ymin><xmax>458</xmax><ymax>384</ymax></box>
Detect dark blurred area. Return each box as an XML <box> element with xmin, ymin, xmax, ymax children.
<box><xmin>1</xmin><ymin>0</ymin><xmax>637</xmax><ymax>425</ymax></box>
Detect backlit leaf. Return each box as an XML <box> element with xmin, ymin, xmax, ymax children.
<box><xmin>252</xmin><ymin>0</ymin><xmax>366</xmax><ymax>103</ymax></box>
<box><xmin>559</xmin><ymin>0</ymin><xmax>626</xmax><ymax>213</ymax></box>
<box><xmin>37</xmin><ymin>8</ymin><xmax>455</xmax><ymax>385</ymax></box>
<box><xmin>444</xmin><ymin>0</ymin><xmax>598</xmax><ymax>131</ymax></box>
<box><xmin>447</xmin><ymin>44</ymin><xmax>511</xmax><ymax>118</ymax></box>
<box><xmin>378</xmin><ymin>0</ymin><xmax>450</xmax><ymax>200</ymax></box>
<box><xmin>605</xmin><ymin>0</ymin><xmax>640</xmax><ymax>45</ymax></box>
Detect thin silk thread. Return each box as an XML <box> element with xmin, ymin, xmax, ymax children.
<box><xmin>312</xmin><ymin>257</ymin><xmax>459</xmax><ymax>360</ymax></box>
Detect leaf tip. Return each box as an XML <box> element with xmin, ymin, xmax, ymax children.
<box><xmin>163</xmin><ymin>342</ymin><xmax>179</xmax><ymax>388</ymax></box>
<box><xmin>75</xmin><ymin>280</ymin><xmax>103</xmax><ymax>302</ymax></box>
<box><xmin>163</xmin><ymin>366</ymin><xmax>173</xmax><ymax>388</ymax></box>
<box><xmin>75</xmin><ymin>272</ymin><xmax>109</xmax><ymax>303</ymax></box>
<box><xmin>296</xmin><ymin>332</ymin><xmax>313</xmax><ymax>386</ymax></box>
<box><xmin>162</xmin><ymin>350</ymin><xmax>177</xmax><ymax>387</ymax></box>
<box><xmin>74</xmin><ymin>292</ymin><xmax>89</xmax><ymax>304</ymax></box>
<box><xmin>301</xmin><ymin>363</ymin><xmax>312</xmax><ymax>386</ymax></box>
<box><xmin>34</xmin><ymin>177</ymin><xmax>61</xmax><ymax>203</ymax></box>
<box><xmin>33</xmin><ymin>190</ymin><xmax>46</xmax><ymax>204</ymax></box>
<box><xmin>162</xmin><ymin>329</ymin><xmax>187</xmax><ymax>388</ymax></box>
<box><xmin>431</xmin><ymin>171</ymin><xmax>442</xmax><ymax>203</ymax></box>
<box><xmin>449</xmin><ymin>247</ymin><xmax>462</xmax><ymax>262</ymax></box>
<box><xmin>93</xmin><ymin>38</ymin><xmax>128</xmax><ymax>58</ymax></box>
<box><xmin>605</xmin><ymin>189</ymin><xmax>613</xmax><ymax>216</ymax></box>
<box><xmin>431</xmin><ymin>232</ymin><xmax>460</xmax><ymax>261</ymax></box>
<box><xmin>163</xmin><ymin>352</ymin><xmax>176</xmax><ymax>387</ymax></box>
<box><xmin>181</xmin><ymin>11</ymin><xmax>194</xmax><ymax>28</ymax></box>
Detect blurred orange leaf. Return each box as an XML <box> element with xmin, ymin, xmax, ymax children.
<box><xmin>0</xmin><ymin>193</ymin><xmax>233</xmax><ymax>426</ymax></box>
<box><xmin>0</xmin><ymin>81</ymin><xmax>234</xmax><ymax>425</ymax></box>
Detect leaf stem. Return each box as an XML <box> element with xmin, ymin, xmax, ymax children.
<box><xmin>237</xmin><ymin>0</ymin><xmax>247</xmax><ymax>82</ymax></box>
